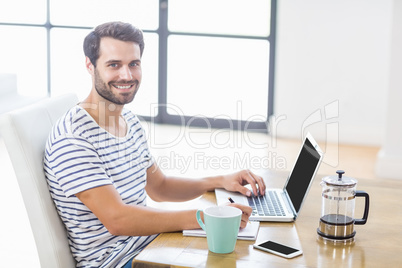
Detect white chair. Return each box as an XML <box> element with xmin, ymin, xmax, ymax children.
<box><xmin>0</xmin><ymin>94</ymin><xmax>78</xmax><ymax>268</ymax></box>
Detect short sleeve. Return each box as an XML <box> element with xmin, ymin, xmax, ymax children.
<box><xmin>46</xmin><ymin>134</ymin><xmax>112</xmax><ymax>198</ymax></box>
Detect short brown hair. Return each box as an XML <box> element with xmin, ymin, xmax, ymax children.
<box><xmin>83</xmin><ymin>21</ymin><xmax>145</xmax><ymax>67</ymax></box>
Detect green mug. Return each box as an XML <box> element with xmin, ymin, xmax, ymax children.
<box><xmin>196</xmin><ymin>206</ymin><xmax>242</xmax><ymax>254</ymax></box>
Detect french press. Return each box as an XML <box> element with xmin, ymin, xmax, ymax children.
<box><xmin>317</xmin><ymin>170</ymin><xmax>369</xmax><ymax>244</ymax></box>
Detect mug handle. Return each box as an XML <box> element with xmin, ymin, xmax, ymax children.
<box><xmin>355</xmin><ymin>190</ymin><xmax>370</xmax><ymax>225</ymax></box>
<box><xmin>196</xmin><ymin>209</ymin><xmax>206</xmax><ymax>231</ymax></box>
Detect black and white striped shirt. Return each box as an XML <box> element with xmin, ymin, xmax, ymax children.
<box><xmin>44</xmin><ymin>105</ymin><xmax>157</xmax><ymax>268</ymax></box>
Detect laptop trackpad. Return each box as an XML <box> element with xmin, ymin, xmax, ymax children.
<box><xmin>215</xmin><ymin>188</ymin><xmax>248</xmax><ymax>206</ymax></box>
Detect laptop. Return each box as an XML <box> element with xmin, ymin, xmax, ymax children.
<box><xmin>215</xmin><ymin>132</ymin><xmax>323</xmax><ymax>222</ymax></box>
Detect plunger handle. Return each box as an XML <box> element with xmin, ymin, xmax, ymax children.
<box><xmin>336</xmin><ymin>170</ymin><xmax>345</xmax><ymax>180</ymax></box>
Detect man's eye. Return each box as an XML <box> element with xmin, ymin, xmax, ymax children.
<box><xmin>130</xmin><ymin>62</ymin><xmax>140</xmax><ymax>67</ymax></box>
<box><xmin>109</xmin><ymin>63</ymin><xmax>118</xmax><ymax>67</ymax></box>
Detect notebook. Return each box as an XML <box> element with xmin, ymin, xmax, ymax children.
<box><xmin>183</xmin><ymin>220</ymin><xmax>260</xmax><ymax>241</ymax></box>
<box><xmin>215</xmin><ymin>132</ymin><xmax>323</xmax><ymax>222</ymax></box>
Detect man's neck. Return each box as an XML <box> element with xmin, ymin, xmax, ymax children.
<box><xmin>80</xmin><ymin>95</ymin><xmax>127</xmax><ymax>137</ymax></box>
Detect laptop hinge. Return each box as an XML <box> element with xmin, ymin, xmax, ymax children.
<box><xmin>282</xmin><ymin>191</ymin><xmax>296</xmax><ymax>217</ymax></box>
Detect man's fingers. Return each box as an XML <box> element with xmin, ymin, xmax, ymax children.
<box><xmin>244</xmin><ymin>170</ymin><xmax>266</xmax><ymax>196</ymax></box>
<box><xmin>227</xmin><ymin>203</ymin><xmax>252</xmax><ymax>228</ymax></box>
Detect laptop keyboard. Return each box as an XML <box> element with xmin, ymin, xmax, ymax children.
<box><xmin>247</xmin><ymin>191</ymin><xmax>286</xmax><ymax>217</ymax></box>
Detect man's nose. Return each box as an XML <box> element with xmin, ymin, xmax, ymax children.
<box><xmin>120</xmin><ymin>66</ymin><xmax>133</xmax><ymax>80</ymax></box>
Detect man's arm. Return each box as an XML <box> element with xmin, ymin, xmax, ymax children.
<box><xmin>75</xmin><ymin>183</ymin><xmax>253</xmax><ymax>236</ymax></box>
<box><xmin>145</xmin><ymin>163</ymin><xmax>266</xmax><ymax>202</ymax></box>
<box><xmin>75</xmin><ymin>163</ymin><xmax>262</xmax><ymax>237</ymax></box>
<box><xmin>75</xmin><ymin>184</ymin><xmax>201</xmax><ymax>236</ymax></box>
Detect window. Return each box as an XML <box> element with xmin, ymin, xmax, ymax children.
<box><xmin>0</xmin><ymin>25</ymin><xmax>47</xmax><ymax>97</ymax></box>
<box><xmin>167</xmin><ymin>35</ymin><xmax>269</xmax><ymax>121</ymax></box>
<box><xmin>0</xmin><ymin>0</ymin><xmax>276</xmax><ymax>131</ymax></box>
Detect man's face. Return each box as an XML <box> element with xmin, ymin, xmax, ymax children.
<box><xmin>93</xmin><ymin>37</ymin><xmax>142</xmax><ymax>105</ymax></box>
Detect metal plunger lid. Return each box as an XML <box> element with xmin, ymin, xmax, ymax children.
<box><xmin>322</xmin><ymin>170</ymin><xmax>357</xmax><ymax>187</ymax></box>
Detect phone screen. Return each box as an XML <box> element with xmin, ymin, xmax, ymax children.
<box><xmin>258</xmin><ymin>241</ymin><xmax>299</xmax><ymax>255</ymax></box>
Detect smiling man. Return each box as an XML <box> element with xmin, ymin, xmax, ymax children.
<box><xmin>44</xmin><ymin>21</ymin><xmax>265</xmax><ymax>268</ymax></box>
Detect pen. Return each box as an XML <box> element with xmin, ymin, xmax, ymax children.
<box><xmin>228</xmin><ymin>197</ymin><xmax>251</xmax><ymax>224</ymax></box>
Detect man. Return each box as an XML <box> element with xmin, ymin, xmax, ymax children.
<box><xmin>44</xmin><ymin>21</ymin><xmax>266</xmax><ymax>268</ymax></box>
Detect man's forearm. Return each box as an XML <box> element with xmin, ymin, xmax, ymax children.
<box><xmin>109</xmin><ymin>205</ymin><xmax>202</xmax><ymax>236</ymax></box>
<box><xmin>147</xmin><ymin>175</ymin><xmax>224</xmax><ymax>202</ymax></box>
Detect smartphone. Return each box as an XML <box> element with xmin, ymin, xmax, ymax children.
<box><xmin>253</xmin><ymin>240</ymin><xmax>303</xmax><ymax>259</ymax></box>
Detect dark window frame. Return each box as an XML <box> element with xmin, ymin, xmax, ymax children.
<box><xmin>0</xmin><ymin>0</ymin><xmax>276</xmax><ymax>133</ymax></box>
<box><xmin>150</xmin><ymin>0</ymin><xmax>277</xmax><ymax>133</ymax></box>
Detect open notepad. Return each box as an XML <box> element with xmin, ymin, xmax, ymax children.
<box><xmin>183</xmin><ymin>221</ymin><xmax>260</xmax><ymax>241</ymax></box>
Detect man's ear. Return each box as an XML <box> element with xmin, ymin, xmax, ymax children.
<box><xmin>85</xmin><ymin>57</ymin><xmax>95</xmax><ymax>75</ymax></box>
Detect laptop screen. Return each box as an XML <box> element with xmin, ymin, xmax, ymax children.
<box><xmin>285</xmin><ymin>135</ymin><xmax>322</xmax><ymax>213</ymax></box>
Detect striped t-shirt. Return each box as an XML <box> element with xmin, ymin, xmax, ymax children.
<box><xmin>44</xmin><ymin>105</ymin><xmax>157</xmax><ymax>268</ymax></box>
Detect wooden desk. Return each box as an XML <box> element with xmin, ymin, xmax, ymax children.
<box><xmin>133</xmin><ymin>171</ymin><xmax>402</xmax><ymax>267</ymax></box>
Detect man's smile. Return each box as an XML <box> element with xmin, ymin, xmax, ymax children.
<box><xmin>112</xmin><ymin>83</ymin><xmax>136</xmax><ymax>91</ymax></box>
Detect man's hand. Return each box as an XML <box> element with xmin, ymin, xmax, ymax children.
<box><xmin>221</xmin><ymin>169</ymin><xmax>266</xmax><ymax>197</ymax></box>
<box><xmin>227</xmin><ymin>202</ymin><xmax>253</xmax><ymax>229</ymax></box>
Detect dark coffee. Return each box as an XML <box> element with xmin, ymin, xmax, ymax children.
<box><xmin>320</xmin><ymin>214</ymin><xmax>354</xmax><ymax>226</ymax></box>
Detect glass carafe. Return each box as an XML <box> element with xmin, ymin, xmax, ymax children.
<box><xmin>317</xmin><ymin>170</ymin><xmax>369</xmax><ymax>244</ymax></box>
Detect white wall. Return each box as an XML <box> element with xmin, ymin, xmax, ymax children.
<box><xmin>274</xmin><ymin>0</ymin><xmax>393</xmax><ymax>146</ymax></box>
<box><xmin>375</xmin><ymin>0</ymin><xmax>402</xmax><ymax>179</ymax></box>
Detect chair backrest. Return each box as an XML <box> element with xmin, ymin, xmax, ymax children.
<box><xmin>0</xmin><ymin>93</ymin><xmax>78</xmax><ymax>268</ymax></box>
